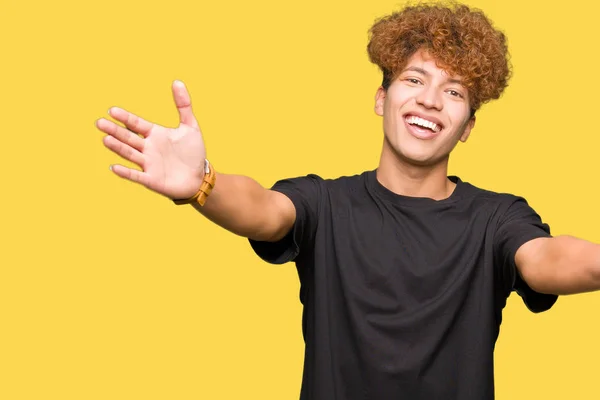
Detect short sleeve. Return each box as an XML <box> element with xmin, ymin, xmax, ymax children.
<box><xmin>248</xmin><ymin>174</ymin><xmax>322</xmax><ymax>265</ymax></box>
<box><xmin>494</xmin><ymin>197</ymin><xmax>558</xmax><ymax>313</ymax></box>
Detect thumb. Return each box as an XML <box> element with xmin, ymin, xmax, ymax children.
<box><xmin>172</xmin><ymin>80</ymin><xmax>199</xmax><ymax>128</ymax></box>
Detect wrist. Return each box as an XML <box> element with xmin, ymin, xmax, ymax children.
<box><xmin>172</xmin><ymin>159</ymin><xmax>216</xmax><ymax>206</ymax></box>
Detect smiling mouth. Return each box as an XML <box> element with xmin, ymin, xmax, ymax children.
<box><xmin>404</xmin><ymin>115</ymin><xmax>443</xmax><ymax>133</ymax></box>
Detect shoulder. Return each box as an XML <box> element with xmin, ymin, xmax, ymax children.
<box><xmin>324</xmin><ymin>170</ymin><xmax>370</xmax><ymax>189</ymax></box>
<box><xmin>453</xmin><ymin>178</ymin><xmax>549</xmax><ymax>232</ymax></box>
<box><xmin>458</xmin><ymin>180</ymin><xmax>550</xmax><ymax>242</ymax></box>
<box><xmin>273</xmin><ymin>170</ymin><xmax>370</xmax><ymax>192</ymax></box>
<box><xmin>267</xmin><ymin>170</ymin><xmax>370</xmax><ymax>216</ymax></box>
<box><xmin>457</xmin><ymin>178</ymin><xmax>529</xmax><ymax>208</ymax></box>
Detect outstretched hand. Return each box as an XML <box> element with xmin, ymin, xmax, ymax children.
<box><xmin>96</xmin><ymin>80</ymin><xmax>207</xmax><ymax>200</ymax></box>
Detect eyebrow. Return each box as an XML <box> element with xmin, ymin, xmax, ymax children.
<box><xmin>402</xmin><ymin>66</ymin><xmax>464</xmax><ymax>85</ymax></box>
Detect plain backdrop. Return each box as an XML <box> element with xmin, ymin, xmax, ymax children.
<box><xmin>2</xmin><ymin>0</ymin><xmax>600</xmax><ymax>398</ymax></box>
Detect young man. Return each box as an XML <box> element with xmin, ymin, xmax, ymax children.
<box><xmin>95</xmin><ymin>2</ymin><xmax>600</xmax><ymax>399</ymax></box>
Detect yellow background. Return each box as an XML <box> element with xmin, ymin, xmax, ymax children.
<box><xmin>1</xmin><ymin>0</ymin><xmax>599</xmax><ymax>398</ymax></box>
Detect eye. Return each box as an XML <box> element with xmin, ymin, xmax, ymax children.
<box><xmin>406</xmin><ymin>78</ymin><xmax>423</xmax><ymax>85</ymax></box>
<box><xmin>447</xmin><ymin>89</ymin><xmax>464</xmax><ymax>98</ymax></box>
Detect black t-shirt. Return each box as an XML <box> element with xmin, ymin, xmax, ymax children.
<box><xmin>248</xmin><ymin>170</ymin><xmax>558</xmax><ymax>400</ymax></box>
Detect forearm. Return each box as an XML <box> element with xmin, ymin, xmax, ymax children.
<box><xmin>523</xmin><ymin>235</ymin><xmax>600</xmax><ymax>295</ymax></box>
<box><xmin>191</xmin><ymin>172</ymin><xmax>288</xmax><ymax>241</ymax></box>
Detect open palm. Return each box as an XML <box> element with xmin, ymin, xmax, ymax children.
<box><xmin>96</xmin><ymin>81</ymin><xmax>207</xmax><ymax>200</ymax></box>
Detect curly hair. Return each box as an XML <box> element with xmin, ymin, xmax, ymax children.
<box><xmin>367</xmin><ymin>1</ymin><xmax>511</xmax><ymax>112</ymax></box>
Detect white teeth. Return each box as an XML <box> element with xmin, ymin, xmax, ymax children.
<box><xmin>405</xmin><ymin>115</ymin><xmax>441</xmax><ymax>133</ymax></box>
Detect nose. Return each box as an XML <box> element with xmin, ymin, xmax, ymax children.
<box><xmin>416</xmin><ymin>85</ymin><xmax>443</xmax><ymax>111</ymax></box>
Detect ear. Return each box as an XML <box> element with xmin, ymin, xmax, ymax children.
<box><xmin>459</xmin><ymin>115</ymin><xmax>476</xmax><ymax>142</ymax></box>
<box><xmin>374</xmin><ymin>87</ymin><xmax>386</xmax><ymax>116</ymax></box>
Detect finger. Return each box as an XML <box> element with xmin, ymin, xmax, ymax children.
<box><xmin>96</xmin><ymin>118</ymin><xmax>145</xmax><ymax>152</ymax></box>
<box><xmin>172</xmin><ymin>80</ymin><xmax>199</xmax><ymax>128</ymax></box>
<box><xmin>108</xmin><ymin>107</ymin><xmax>154</xmax><ymax>138</ymax></box>
<box><xmin>109</xmin><ymin>164</ymin><xmax>152</xmax><ymax>187</ymax></box>
<box><xmin>103</xmin><ymin>135</ymin><xmax>145</xmax><ymax>168</ymax></box>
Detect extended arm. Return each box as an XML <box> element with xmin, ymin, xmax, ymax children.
<box><xmin>96</xmin><ymin>80</ymin><xmax>295</xmax><ymax>243</ymax></box>
<box><xmin>516</xmin><ymin>235</ymin><xmax>600</xmax><ymax>295</ymax></box>
<box><xmin>191</xmin><ymin>172</ymin><xmax>295</xmax><ymax>242</ymax></box>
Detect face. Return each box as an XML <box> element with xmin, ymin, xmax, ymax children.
<box><xmin>375</xmin><ymin>49</ymin><xmax>476</xmax><ymax>167</ymax></box>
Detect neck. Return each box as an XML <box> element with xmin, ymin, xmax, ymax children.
<box><xmin>376</xmin><ymin>141</ymin><xmax>456</xmax><ymax>201</ymax></box>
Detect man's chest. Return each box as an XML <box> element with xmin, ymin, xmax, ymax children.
<box><xmin>311</xmin><ymin>204</ymin><xmax>496</xmax><ymax>307</ymax></box>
